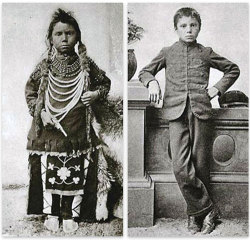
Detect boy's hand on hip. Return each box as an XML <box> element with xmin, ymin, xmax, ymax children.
<box><xmin>148</xmin><ymin>81</ymin><xmax>162</xmax><ymax>103</ymax></box>
<box><xmin>207</xmin><ymin>87</ymin><xmax>219</xmax><ymax>100</ymax></box>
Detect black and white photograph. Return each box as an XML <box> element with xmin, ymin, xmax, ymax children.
<box><xmin>128</xmin><ymin>2</ymin><xmax>248</xmax><ymax>237</ymax></box>
<box><xmin>2</xmin><ymin>1</ymin><xmax>250</xmax><ymax>239</ymax></box>
<box><xmin>2</xmin><ymin>3</ymin><xmax>123</xmax><ymax>237</ymax></box>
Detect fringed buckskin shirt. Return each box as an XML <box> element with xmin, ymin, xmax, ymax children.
<box><xmin>139</xmin><ymin>40</ymin><xmax>240</xmax><ymax>120</ymax></box>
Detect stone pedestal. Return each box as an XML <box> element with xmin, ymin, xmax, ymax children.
<box><xmin>128</xmin><ymin>79</ymin><xmax>154</xmax><ymax>227</ymax></box>
<box><xmin>146</xmin><ymin>107</ymin><xmax>248</xmax><ymax>219</ymax></box>
<box><xmin>128</xmin><ymin>79</ymin><xmax>248</xmax><ymax>225</ymax></box>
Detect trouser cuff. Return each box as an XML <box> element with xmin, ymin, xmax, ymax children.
<box><xmin>188</xmin><ymin>203</ymin><xmax>213</xmax><ymax>217</ymax></box>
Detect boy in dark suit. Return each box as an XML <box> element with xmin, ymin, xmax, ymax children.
<box><xmin>139</xmin><ymin>7</ymin><xmax>240</xmax><ymax>234</ymax></box>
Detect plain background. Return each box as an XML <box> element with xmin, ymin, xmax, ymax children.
<box><xmin>128</xmin><ymin>3</ymin><xmax>249</xmax><ymax>108</ymax></box>
<box><xmin>2</xmin><ymin>3</ymin><xmax>123</xmax><ymax>186</ymax></box>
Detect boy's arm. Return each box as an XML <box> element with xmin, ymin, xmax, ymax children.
<box><xmin>208</xmin><ymin>48</ymin><xmax>240</xmax><ymax>96</ymax></box>
<box><xmin>138</xmin><ymin>48</ymin><xmax>166</xmax><ymax>102</ymax></box>
<box><xmin>88</xmin><ymin>57</ymin><xmax>111</xmax><ymax>101</ymax></box>
<box><xmin>138</xmin><ymin>48</ymin><xmax>166</xmax><ymax>87</ymax></box>
<box><xmin>25</xmin><ymin>62</ymin><xmax>43</xmax><ymax>117</ymax></box>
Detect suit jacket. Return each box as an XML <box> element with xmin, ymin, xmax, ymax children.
<box><xmin>139</xmin><ymin>40</ymin><xmax>240</xmax><ymax>120</ymax></box>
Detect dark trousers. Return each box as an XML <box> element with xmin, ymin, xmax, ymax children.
<box><xmin>169</xmin><ymin>100</ymin><xmax>214</xmax><ymax>216</ymax></box>
<box><xmin>27</xmin><ymin>154</ymin><xmax>43</xmax><ymax>214</ymax></box>
<box><xmin>51</xmin><ymin>194</ymin><xmax>74</xmax><ymax>219</ymax></box>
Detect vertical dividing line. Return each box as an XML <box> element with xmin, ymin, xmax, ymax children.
<box><xmin>123</xmin><ymin>1</ymin><xmax>128</xmax><ymax>238</ymax></box>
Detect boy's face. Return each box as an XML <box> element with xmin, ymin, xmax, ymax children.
<box><xmin>176</xmin><ymin>16</ymin><xmax>200</xmax><ymax>43</ymax></box>
<box><xmin>51</xmin><ymin>22</ymin><xmax>77</xmax><ymax>55</ymax></box>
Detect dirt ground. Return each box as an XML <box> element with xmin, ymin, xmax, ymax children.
<box><xmin>128</xmin><ymin>217</ymin><xmax>248</xmax><ymax>237</ymax></box>
<box><xmin>2</xmin><ymin>185</ymin><xmax>122</xmax><ymax>237</ymax></box>
<box><xmin>2</xmin><ymin>185</ymin><xmax>248</xmax><ymax>238</ymax></box>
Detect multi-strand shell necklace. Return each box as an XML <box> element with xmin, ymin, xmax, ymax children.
<box><xmin>45</xmin><ymin>55</ymin><xmax>86</xmax><ymax>123</ymax></box>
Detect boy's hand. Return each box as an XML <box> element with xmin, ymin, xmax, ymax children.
<box><xmin>207</xmin><ymin>87</ymin><xmax>219</xmax><ymax>100</ymax></box>
<box><xmin>81</xmin><ymin>91</ymin><xmax>99</xmax><ymax>106</ymax></box>
<box><xmin>148</xmin><ymin>80</ymin><xmax>162</xmax><ymax>103</ymax></box>
<box><xmin>41</xmin><ymin>110</ymin><xmax>55</xmax><ymax>127</ymax></box>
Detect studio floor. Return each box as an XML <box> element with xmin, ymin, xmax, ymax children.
<box><xmin>2</xmin><ymin>185</ymin><xmax>248</xmax><ymax>238</ymax></box>
<box><xmin>128</xmin><ymin>217</ymin><xmax>248</xmax><ymax>237</ymax></box>
<box><xmin>2</xmin><ymin>185</ymin><xmax>122</xmax><ymax>237</ymax></box>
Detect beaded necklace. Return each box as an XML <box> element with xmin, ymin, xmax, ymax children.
<box><xmin>45</xmin><ymin>70</ymin><xmax>86</xmax><ymax>122</ymax></box>
<box><xmin>51</xmin><ymin>55</ymin><xmax>81</xmax><ymax>78</ymax></box>
<box><xmin>34</xmin><ymin>43</ymin><xmax>91</xmax><ymax>140</ymax></box>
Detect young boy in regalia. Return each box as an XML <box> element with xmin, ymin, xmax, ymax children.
<box><xmin>25</xmin><ymin>9</ymin><xmax>114</xmax><ymax>233</ymax></box>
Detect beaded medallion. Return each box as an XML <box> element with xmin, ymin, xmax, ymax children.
<box><xmin>51</xmin><ymin>55</ymin><xmax>81</xmax><ymax>78</ymax></box>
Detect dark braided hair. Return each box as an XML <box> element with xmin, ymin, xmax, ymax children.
<box><xmin>35</xmin><ymin>9</ymin><xmax>91</xmax><ymax>137</ymax></box>
<box><xmin>46</xmin><ymin>8</ymin><xmax>89</xmax><ymax>72</ymax></box>
<box><xmin>47</xmin><ymin>8</ymin><xmax>81</xmax><ymax>46</ymax></box>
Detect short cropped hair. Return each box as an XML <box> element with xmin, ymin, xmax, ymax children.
<box><xmin>174</xmin><ymin>7</ymin><xmax>201</xmax><ymax>30</ymax></box>
<box><xmin>47</xmin><ymin>8</ymin><xmax>81</xmax><ymax>46</ymax></box>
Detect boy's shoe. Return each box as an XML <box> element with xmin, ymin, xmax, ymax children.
<box><xmin>201</xmin><ymin>207</ymin><xmax>221</xmax><ymax>234</ymax></box>
<box><xmin>63</xmin><ymin>219</ymin><xmax>78</xmax><ymax>233</ymax></box>
<box><xmin>187</xmin><ymin>216</ymin><xmax>203</xmax><ymax>234</ymax></box>
<box><xmin>44</xmin><ymin>215</ymin><xmax>59</xmax><ymax>232</ymax></box>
